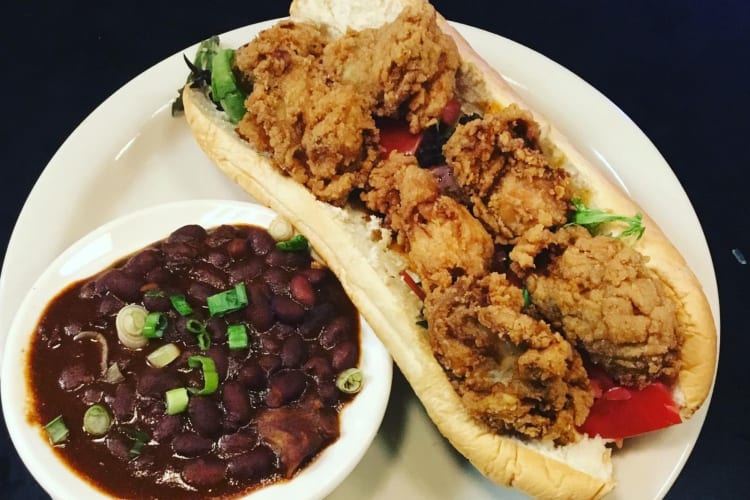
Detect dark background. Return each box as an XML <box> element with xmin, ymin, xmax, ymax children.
<box><xmin>1</xmin><ymin>1</ymin><xmax>747</xmax><ymax>498</ymax></box>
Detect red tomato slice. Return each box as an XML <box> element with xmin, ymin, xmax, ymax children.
<box><xmin>578</xmin><ymin>382</ymin><xmax>682</xmax><ymax>439</ymax></box>
<box><xmin>377</xmin><ymin>118</ymin><xmax>422</xmax><ymax>155</ymax></box>
<box><xmin>441</xmin><ymin>98</ymin><xmax>461</xmax><ymax>126</ymax></box>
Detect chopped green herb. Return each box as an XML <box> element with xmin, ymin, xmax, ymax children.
<box><xmin>568</xmin><ymin>199</ymin><xmax>645</xmax><ymax>241</ymax></box>
<box><xmin>147</xmin><ymin>343</ymin><xmax>181</xmax><ymax>368</ymax></box>
<box><xmin>165</xmin><ymin>387</ymin><xmax>189</xmax><ymax>415</ymax></box>
<box><xmin>170</xmin><ymin>294</ymin><xmax>193</xmax><ymax>316</ymax></box>
<box><xmin>186</xmin><ymin>319</ymin><xmax>211</xmax><ymax>350</ymax></box>
<box><xmin>142</xmin><ymin>312</ymin><xmax>167</xmax><ymax>339</ymax></box>
<box><xmin>83</xmin><ymin>404</ymin><xmax>112</xmax><ymax>437</ymax></box>
<box><xmin>44</xmin><ymin>415</ymin><xmax>69</xmax><ymax>445</ymax></box>
<box><xmin>276</xmin><ymin>234</ymin><xmax>309</xmax><ymax>252</ymax></box>
<box><xmin>336</xmin><ymin>368</ymin><xmax>364</xmax><ymax>394</ymax></box>
<box><xmin>187</xmin><ymin>356</ymin><xmax>219</xmax><ymax>395</ymax></box>
<box><xmin>124</xmin><ymin>428</ymin><xmax>150</xmax><ymax>459</ymax></box>
<box><xmin>144</xmin><ymin>289</ymin><xmax>165</xmax><ymax>298</ymax></box>
<box><xmin>522</xmin><ymin>288</ymin><xmax>531</xmax><ymax>308</ymax></box>
<box><xmin>227</xmin><ymin>324</ymin><xmax>249</xmax><ymax>350</ymax></box>
<box><xmin>207</xmin><ymin>283</ymin><xmax>248</xmax><ymax>316</ymax></box>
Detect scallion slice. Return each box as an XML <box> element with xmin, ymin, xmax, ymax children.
<box><xmin>276</xmin><ymin>234</ymin><xmax>309</xmax><ymax>252</ymax></box>
<box><xmin>144</xmin><ymin>289</ymin><xmax>165</xmax><ymax>298</ymax></box>
<box><xmin>44</xmin><ymin>415</ymin><xmax>69</xmax><ymax>445</ymax></box>
<box><xmin>207</xmin><ymin>283</ymin><xmax>248</xmax><ymax>317</ymax></box>
<box><xmin>83</xmin><ymin>404</ymin><xmax>112</xmax><ymax>437</ymax></box>
<box><xmin>336</xmin><ymin>368</ymin><xmax>364</xmax><ymax>394</ymax></box>
<box><xmin>165</xmin><ymin>387</ymin><xmax>189</xmax><ymax>415</ymax></box>
<box><xmin>116</xmin><ymin>304</ymin><xmax>150</xmax><ymax>349</ymax></box>
<box><xmin>170</xmin><ymin>294</ymin><xmax>193</xmax><ymax>316</ymax></box>
<box><xmin>186</xmin><ymin>319</ymin><xmax>211</xmax><ymax>350</ymax></box>
<box><xmin>227</xmin><ymin>324</ymin><xmax>248</xmax><ymax>350</ymax></box>
<box><xmin>187</xmin><ymin>355</ymin><xmax>219</xmax><ymax>395</ymax></box>
<box><xmin>142</xmin><ymin>312</ymin><xmax>167</xmax><ymax>339</ymax></box>
<box><xmin>147</xmin><ymin>343</ymin><xmax>181</xmax><ymax>368</ymax></box>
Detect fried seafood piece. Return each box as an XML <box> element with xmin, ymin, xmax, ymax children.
<box><xmin>362</xmin><ymin>153</ymin><xmax>493</xmax><ymax>290</ymax></box>
<box><xmin>321</xmin><ymin>3</ymin><xmax>460</xmax><ymax>132</ymax></box>
<box><xmin>424</xmin><ymin>273</ymin><xmax>592</xmax><ymax>444</ymax></box>
<box><xmin>235</xmin><ymin>21</ymin><xmax>379</xmax><ymax>205</ymax></box>
<box><xmin>443</xmin><ymin>106</ymin><xmax>571</xmax><ymax>244</ymax></box>
<box><xmin>510</xmin><ymin>225</ymin><xmax>682</xmax><ymax>387</ymax></box>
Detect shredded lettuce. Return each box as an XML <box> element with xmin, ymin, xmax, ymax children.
<box><xmin>568</xmin><ymin>198</ymin><xmax>645</xmax><ymax>241</ymax></box>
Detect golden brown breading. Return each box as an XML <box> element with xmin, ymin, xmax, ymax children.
<box><xmin>443</xmin><ymin>106</ymin><xmax>571</xmax><ymax>244</ymax></box>
<box><xmin>235</xmin><ymin>21</ymin><xmax>378</xmax><ymax>205</ymax></box>
<box><xmin>510</xmin><ymin>225</ymin><xmax>682</xmax><ymax>387</ymax></box>
<box><xmin>424</xmin><ymin>273</ymin><xmax>592</xmax><ymax>445</ymax></box>
<box><xmin>362</xmin><ymin>153</ymin><xmax>494</xmax><ymax>290</ymax></box>
<box><xmin>321</xmin><ymin>4</ymin><xmax>459</xmax><ymax>132</ymax></box>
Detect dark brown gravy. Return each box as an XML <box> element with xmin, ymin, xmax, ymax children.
<box><xmin>28</xmin><ymin>223</ymin><xmax>361</xmax><ymax>499</ymax></box>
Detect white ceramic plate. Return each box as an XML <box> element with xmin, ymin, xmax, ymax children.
<box><xmin>0</xmin><ymin>19</ymin><xmax>719</xmax><ymax>500</ymax></box>
<box><xmin>1</xmin><ymin>199</ymin><xmax>393</xmax><ymax>500</ymax></box>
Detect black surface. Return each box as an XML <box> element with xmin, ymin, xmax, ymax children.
<box><xmin>1</xmin><ymin>1</ymin><xmax>747</xmax><ymax>498</ymax></box>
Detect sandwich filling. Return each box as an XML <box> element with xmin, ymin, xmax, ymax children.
<box><xmin>202</xmin><ymin>2</ymin><xmax>683</xmax><ymax>445</ymax></box>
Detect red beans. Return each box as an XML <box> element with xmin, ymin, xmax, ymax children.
<box><xmin>265</xmin><ymin>370</ymin><xmax>307</xmax><ymax>408</ymax></box>
<box><xmin>30</xmin><ymin>223</ymin><xmax>363</xmax><ymax>498</ymax></box>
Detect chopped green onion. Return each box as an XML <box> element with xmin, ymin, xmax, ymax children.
<box><xmin>187</xmin><ymin>355</ymin><xmax>219</xmax><ymax>395</ymax></box>
<box><xmin>170</xmin><ymin>294</ymin><xmax>193</xmax><ymax>316</ymax></box>
<box><xmin>83</xmin><ymin>404</ymin><xmax>112</xmax><ymax>437</ymax></box>
<box><xmin>147</xmin><ymin>343</ymin><xmax>181</xmax><ymax>368</ymax></box>
<box><xmin>103</xmin><ymin>362</ymin><xmax>125</xmax><ymax>384</ymax></box>
<box><xmin>227</xmin><ymin>324</ymin><xmax>249</xmax><ymax>350</ymax></box>
<box><xmin>568</xmin><ymin>199</ymin><xmax>645</xmax><ymax>241</ymax></box>
<box><xmin>165</xmin><ymin>387</ymin><xmax>189</xmax><ymax>415</ymax></box>
<box><xmin>207</xmin><ymin>283</ymin><xmax>248</xmax><ymax>317</ymax></box>
<box><xmin>142</xmin><ymin>312</ymin><xmax>167</xmax><ymax>339</ymax></box>
<box><xmin>44</xmin><ymin>415</ymin><xmax>69</xmax><ymax>445</ymax></box>
<box><xmin>336</xmin><ymin>368</ymin><xmax>364</xmax><ymax>394</ymax></box>
<box><xmin>186</xmin><ymin>319</ymin><xmax>211</xmax><ymax>350</ymax></box>
<box><xmin>124</xmin><ymin>428</ymin><xmax>150</xmax><ymax>458</ymax></box>
<box><xmin>276</xmin><ymin>234</ymin><xmax>309</xmax><ymax>252</ymax></box>
<box><xmin>116</xmin><ymin>304</ymin><xmax>149</xmax><ymax>349</ymax></box>
<box><xmin>144</xmin><ymin>289</ymin><xmax>165</xmax><ymax>298</ymax></box>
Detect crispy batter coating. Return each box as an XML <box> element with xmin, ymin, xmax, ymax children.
<box><xmin>443</xmin><ymin>106</ymin><xmax>571</xmax><ymax>244</ymax></box>
<box><xmin>510</xmin><ymin>225</ymin><xmax>681</xmax><ymax>387</ymax></box>
<box><xmin>362</xmin><ymin>153</ymin><xmax>494</xmax><ymax>290</ymax></box>
<box><xmin>235</xmin><ymin>21</ymin><xmax>378</xmax><ymax>205</ymax></box>
<box><xmin>424</xmin><ymin>273</ymin><xmax>592</xmax><ymax>444</ymax></box>
<box><xmin>233</xmin><ymin>3</ymin><xmax>459</xmax><ymax>205</ymax></box>
<box><xmin>321</xmin><ymin>4</ymin><xmax>459</xmax><ymax>132</ymax></box>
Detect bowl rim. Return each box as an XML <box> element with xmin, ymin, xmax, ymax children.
<box><xmin>1</xmin><ymin>198</ymin><xmax>393</xmax><ymax>500</ymax></box>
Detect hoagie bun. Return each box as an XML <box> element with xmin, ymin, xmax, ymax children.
<box><xmin>181</xmin><ymin>0</ymin><xmax>717</xmax><ymax>497</ymax></box>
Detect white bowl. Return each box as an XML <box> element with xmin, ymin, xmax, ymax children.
<box><xmin>1</xmin><ymin>199</ymin><xmax>393</xmax><ymax>500</ymax></box>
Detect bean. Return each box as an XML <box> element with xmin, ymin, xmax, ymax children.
<box><xmin>95</xmin><ymin>269</ymin><xmax>143</xmax><ymax>302</ymax></box>
<box><xmin>137</xmin><ymin>370</ymin><xmax>181</xmax><ymax>397</ymax></box>
<box><xmin>162</xmin><ymin>241</ymin><xmax>200</xmax><ymax>267</ymax></box>
<box><xmin>111</xmin><ymin>383</ymin><xmax>136</xmax><ymax>421</ymax></box>
<box><xmin>227</xmin><ymin>238</ymin><xmax>249</xmax><ymax>258</ymax></box>
<box><xmin>58</xmin><ymin>363</ymin><xmax>94</xmax><ymax>391</ymax></box>
<box><xmin>186</xmin><ymin>282</ymin><xmax>216</xmax><ymax>305</ymax></box>
<box><xmin>257</xmin><ymin>354</ymin><xmax>282</xmax><ymax>376</ymax></box>
<box><xmin>247</xmin><ymin>227</ymin><xmax>275</xmax><ymax>255</ymax></box>
<box><xmin>301</xmin><ymin>267</ymin><xmax>329</xmax><ymax>285</ymax></box>
<box><xmin>207</xmin><ymin>346</ymin><xmax>229</xmax><ymax>381</ymax></box>
<box><xmin>261</xmin><ymin>334</ymin><xmax>283</xmax><ymax>355</ymax></box>
<box><xmin>207</xmin><ymin>250</ymin><xmax>230</xmax><ymax>268</ymax></box>
<box><xmin>122</xmin><ymin>248</ymin><xmax>161</xmax><ymax>277</ymax></box>
<box><xmin>227</xmin><ymin>446</ymin><xmax>276</xmax><ymax>480</ymax></box>
<box><xmin>168</xmin><ymin>224</ymin><xmax>207</xmax><ymax>243</ymax></box>
<box><xmin>320</xmin><ymin>316</ymin><xmax>351</xmax><ymax>349</ymax></box>
<box><xmin>331</xmin><ymin>341</ymin><xmax>359</xmax><ymax>371</ymax></box>
<box><xmin>303</xmin><ymin>356</ymin><xmax>334</xmax><ymax>381</ymax></box>
<box><xmin>317</xmin><ymin>380</ymin><xmax>340</xmax><ymax>405</ymax></box>
<box><xmin>222</xmin><ymin>381</ymin><xmax>252</xmax><ymax>427</ymax></box>
<box><xmin>181</xmin><ymin>458</ymin><xmax>226</xmax><ymax>488</ymax></box>
<box><xmin>299</xmin><ymin>303</ymin><xmax>334</xmax><ymax>340</ymax></box>
<box><xmin>263</xmin><ymin>267</ymin><xmax>290</xmax><ymax>295</ymax></box>
<box><xmin>205</xmin><ymin>317</ymin><xmax>227</xmax><ymax>343</ymax></box>
<box><xmin>190</xmin><ymin>262</ymin><xmax>229</xmax><ymax>290</ymax></box>
<box><xmin>265</xmin><ymin>370</ymin><xmax>307</xmax><ymax>408</ymax></box>
<box><xmin>238</xmin><ymin>361</ymin><xmax>266</xmax><ymax>390</ymax></box>
<box><xmin>153</xmin><ymin>415</ymin><xmax>183</xmax><ymax>443</ymax></box>
<box><xmin>228</xmin><ymin>257</ymin><xmax>265</xmax><ymax>284</ymax></box>
<box><xmin>272</xmin><ymin>296</ymin><xmax>306</xmax><ymax>324</ymax></box>
<box><xmin>142</xmin><ymin>292</ymin><xmax>171</xmax><ymax>312</ymax></box>
<box><xmin>97</xmin><ymin>294</ymin><xmax>125</xmax><ymax>317</ymax></box>
<box><xmin>281</xmin><ymin>335</ymin><xmax>306</xmax><ymax>368</ymax></box>
<box><xmin>246</xmin><ymin>303</ymin><xmax>274</xmax><ymax>333</ymax></box>
<box><xmin>290</xmin><ymin>274</ymin><xmax>315</xmax><ymax>307</ymax></box>
<box><xmin>266</xmin><ymin>248</ymin><xmax>311</xmax><ymax>269</ymax></box>
<box><xmin>144</xmin><ymin>266</ymin><xmax>169</xmax><ymax>285</ymax></box>
<box><xmin>188</xmin><ymin>396</ymin><xmax>223</xmax><ymax>438</ymax></box>
<box><xmin>105</xmin><ymin>435</ymin><xmax>130</xmax><ymax>460</ymax></box>
<box><xmin>172</xmin><ymin>432</ymin><xmax>213</xmax><ymax>457</ymax></box>
<box><xmin>205</xmin><ymin>224</ymin><xmax>238</xmax><ymax>248</ymax></box>
<box><xmin>218</xmin><ymin>432</ymin><xmax>257</xmax><ymax>458</ymax></box>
